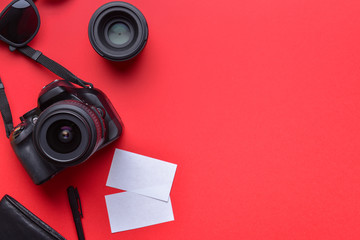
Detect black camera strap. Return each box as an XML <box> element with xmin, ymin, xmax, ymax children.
<box><xmin>12</xmin><ymin>45</ymin><xmax>94</xmax><ymax>89</ymax></box>
<box><xmin>0</xmin><ymin>78</ymin><xmax>13</xmax><ymax>138</ymax></box>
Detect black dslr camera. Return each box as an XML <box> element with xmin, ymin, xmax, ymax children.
<box><xmin>10</xmin><ymin>80</ymin><xmax>123</xmax><ymax>184</ymax></box>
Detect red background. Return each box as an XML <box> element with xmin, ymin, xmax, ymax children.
<box><xmin>1</xmin><ymin>0</ymin><xmax>360</xmax><ymax>239</ymax></box>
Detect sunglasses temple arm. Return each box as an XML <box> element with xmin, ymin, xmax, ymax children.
<box><xmin>0</xmin><ymin>78</ymin><xmax>13</xmax><ymax>138</ymax></box>
<box><xmin>13</xmin><ymin>45</ymin><xmax>93</xmax><ymax>89</ymax></box>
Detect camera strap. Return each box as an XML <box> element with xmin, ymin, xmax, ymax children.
<box><xmin>11</xmin><ymin>45</ymin><xmax>94</xmax><ymax>89</ymax></box>
<box><xmin>0</xmin><ymin>78</ymin><xmax>13</xmax><ymax>138</ymax></box>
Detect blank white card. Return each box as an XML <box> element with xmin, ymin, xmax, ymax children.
<box><xmin>106</xmin><ymin>149</ymin><xmax>177</xmax><ymax>201</ymax></box>
<box><xmin>105</xmin><ymin>192</ymin><xmax>174</xmax><ymax>233</ymax></box>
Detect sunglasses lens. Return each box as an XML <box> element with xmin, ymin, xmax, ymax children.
<box><xmin>0</xmin><ymin>0</ymin><xmax>38</xmax><ymax>45</ymax></box>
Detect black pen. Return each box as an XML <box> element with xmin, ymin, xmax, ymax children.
<box><xmin>67</xmin><ymin>186</ymin><xmax>85</xmax><ymax>240</ymax></box>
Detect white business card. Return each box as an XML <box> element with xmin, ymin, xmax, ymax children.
<box><xmin>106</xmin><ymin>149</ymin><xmax>177</xmax><ymax>201</ymax></box>
<box><xmin>105</xmin><ymin>192</ymin><xmax>174</xmax><ymax>233</ymax></box>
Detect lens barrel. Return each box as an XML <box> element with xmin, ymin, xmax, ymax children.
<box><xmin>88</xmin><ymin>1</ymin><xmax>148</xmax><ymax>61</ymax></box>
<box><xmin>34</xmin><ymin>100</ymin><xmax>105</xmax><ymax>166</ymax></box>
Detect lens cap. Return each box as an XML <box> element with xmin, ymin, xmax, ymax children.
<box><xmin>88</xmin><ymin>1</ymin><xmax>148</xmax><ymax>61</ymax></box>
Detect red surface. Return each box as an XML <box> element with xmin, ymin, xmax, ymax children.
<box><xmin>1</xmin><ymin>0</ymin><xmax>360</xmax><ymax>239</ymax></box>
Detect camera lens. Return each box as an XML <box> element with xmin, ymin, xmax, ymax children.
<box><xmin>34</xmin><ymin>100</ymin><xmax>105</xmax><ymax>165</ymax></box>
<box><xmin>88</xmin><ymin>1</ymin><xmax>148</xmax><ymax>61</ymax></box>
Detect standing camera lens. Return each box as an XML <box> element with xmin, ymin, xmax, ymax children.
<box><xmin>34</xmin><ymin>100</ymin><xmax>105</xmax><ymax>166</ymax></box>
<box><xmin>88</xmin><ymin>1</ymin><xmax>148</xmax><ymax>61</ymax></box>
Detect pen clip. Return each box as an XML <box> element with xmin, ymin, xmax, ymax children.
<box><xmin>74</xmin><ymin>188</ymin><xmax>83</xmax><ymax>218</ymax></box>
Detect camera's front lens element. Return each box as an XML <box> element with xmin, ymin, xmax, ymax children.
<box><xmin>47</xmin><ymin>120</ymin><xmax>81</xmax><ymax>154</ymax></box>
<box><xmin>59</xmin><ymin>127</ymin><xmax>73</xmax><ymax>143</ymax></box>
<box><xmin>108</xmin><ymin>22</ymin><xmax>131</xmax><ymax>45</ymax></box>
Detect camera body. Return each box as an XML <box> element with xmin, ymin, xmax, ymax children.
<box><xmin>10</xmin><ymin>80</ymin><xmax>123</xmax><ymax>184</ymax></box>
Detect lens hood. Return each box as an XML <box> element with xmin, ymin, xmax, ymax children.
<box><xmin>88</xmin><ymin>1</ymin><xmax>148</xmax><ymax>61</ymax></box>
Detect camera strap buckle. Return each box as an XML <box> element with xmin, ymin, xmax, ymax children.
<box><xmin>31</xmin><ymin>50</ymin><xmax>42</xmax><ymax>61</ymax></box>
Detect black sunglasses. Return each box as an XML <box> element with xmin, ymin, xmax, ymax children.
<box><xmin>0</xmin><ymin>0</ymin><xmax>39</xmax><ymax>48</ymax></box>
